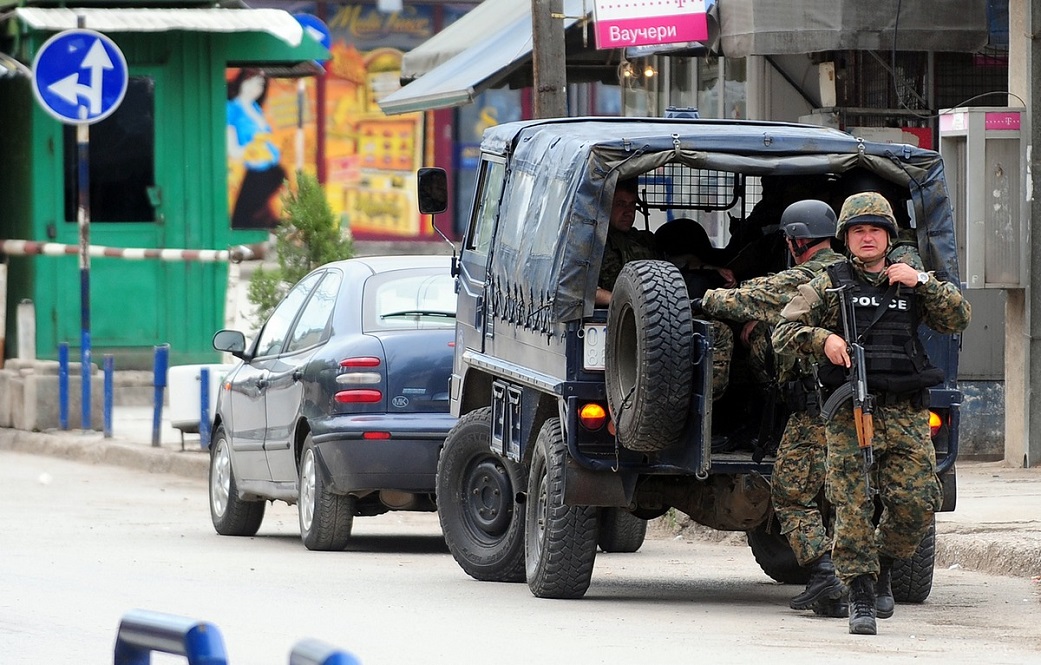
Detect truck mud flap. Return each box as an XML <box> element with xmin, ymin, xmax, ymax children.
<box><xmin>563</xmin><ymin>458</ymin><xmax>636</xmax><ymax>507</ymax></box>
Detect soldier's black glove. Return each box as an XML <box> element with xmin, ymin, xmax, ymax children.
<box><xmin>690</xmin><ymin>298</ymin><xmax>704</xmax><ymax>316</ymax></box>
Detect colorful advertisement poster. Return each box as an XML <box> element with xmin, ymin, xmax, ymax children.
<box><xmin>230</xmin><ymin>2</ymin><xmax>469</xmax><ymax>240</ymax></box>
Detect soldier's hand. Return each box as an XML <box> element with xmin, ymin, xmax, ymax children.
<box><xmin>824</xmin><ymin>333</ymin><xmax>851</xmax><ymax>368</ymax></box>
<box><xmin>885</xmin><ymin>261</ymin><xmax>919</xmax><ymax>288</ymax></box>
<box><xmin>690</xmin><ymin>298</ymin><xmax>704</xmax><ymax>316</ymax></box>
<box><xmin>740</xmin><ymin>320</ymin><xmax>759</xmax><ymax>347</ymax></box>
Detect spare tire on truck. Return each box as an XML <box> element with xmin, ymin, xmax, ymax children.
<box><xmin>606</xmin><ymin>260</ymin><xmax>694</xmax><ymax>453</ymax></box>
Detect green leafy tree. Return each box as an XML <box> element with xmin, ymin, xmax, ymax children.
<box><xmin>247</xmin><ymin>171</ymin><xmax>354</xmax><ymax>324</ymax></box>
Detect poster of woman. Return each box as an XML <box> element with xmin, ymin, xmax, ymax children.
<box><xmin>226</xmin><ymin>68</ymin><xmax>287</xmax><ymax>229</ymax></box>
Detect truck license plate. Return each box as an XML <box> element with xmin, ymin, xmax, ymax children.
<box><xmin>582</xmin><ymin>324</ymin><xmax>607</xmax><ymax>371</ymax></box>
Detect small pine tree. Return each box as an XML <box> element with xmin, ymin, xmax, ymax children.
<box><xmin>247</xmin><ymin>171</ymin><xmax>354</xmax><ymax>324</ymax></box>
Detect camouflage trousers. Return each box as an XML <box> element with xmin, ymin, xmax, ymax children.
<box><xmin>771</xmin><ymin>410</ymin><xmax>830</xmax><ymax>566</ymax></box>
<box><xmin>710</xmin><ymin>320</ymin><xmax>734</xmax><ymax>397</ymax></box>
<box><xmin>825</xmin><ymin>400</ymin><xmax>942</xmax><ymax>585</ymax></box>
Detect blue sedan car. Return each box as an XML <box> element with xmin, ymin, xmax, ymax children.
<box><xmin>209</xmin><ymin>255</ymin><xmax>457</xmax><ymax>550</ymax></box>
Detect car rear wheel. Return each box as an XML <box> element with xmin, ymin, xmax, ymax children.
<box><xmin>606</xmin><ymin>260</ymin><xmax>693</xmax><ymax>453</ymax></box>
<box><xmin>525</xmin><ymin>417</ymin><xmax>598</xmax><ymax>599</ymax></box>
<box><xmin>298</xmin><ymin>434</ymin><xmax>354</xmax><ymax>551</ymax></box>
<box><xmin>437</xmin><ymin>408</ymin><xmax>528</xmax><ymax>582</ymax></box>
<box><xmin>597</xmin><ymin>508</ymin><xmax>647</xmax><ymax>553</ymax></box>
<box><xmin>209</xmin><ymin>425</ymin><xmax>265</xmax><ymax>536</ymax></box>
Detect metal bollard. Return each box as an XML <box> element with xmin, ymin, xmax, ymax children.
<box><xmin>199</xmin><ymin>366</ymin><xmax>211</xmax><ymax>449</ymax></box>
<box><xmin>58</xmin><ymin>342</ymin><xmax>69</xmax><ymax>430</ymax></box>
<box><xmin>113</xmin><ymin>609</ymin><xmax>228</xmax><ymax>665</ymax></box>
<box><xmin>289</xmin><ymin>638</ymin><xmax>363</xmax><ymax>665</ymax></box>
<box><xmin>103</xmin><ymin>354</ymin><xmax>114</xmax><ymax>438</ymax></box>
<box><xmin>152</xmin><ymin>344</ymin><xmax>169</xmax><ymax>448</ymax></box>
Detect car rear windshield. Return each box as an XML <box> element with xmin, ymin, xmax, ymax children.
<box><xmin>363</xmin><ymin>269</ymin><xmax>457</xmax><ymax>332</ymax></box>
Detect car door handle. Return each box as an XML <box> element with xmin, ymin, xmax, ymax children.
<box><xmin>292</xmin><ymin>369</ymin><xmax>303</xmax><ymax>382</ymax></box>
<box><xmin>256</xmin><ymin>378</ymin><xmax>268</xmax><ymax>390</ymax></box>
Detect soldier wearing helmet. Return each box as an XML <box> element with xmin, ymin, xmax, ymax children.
<box><xmin>692</xmin><ymin>198</ymin><xmax>847</xmax><ymax>617</ymax></box>
<box><xmin>773</xmin><ymin>191</ymin><xmax>971</xmax><ymax>636</ymax></box>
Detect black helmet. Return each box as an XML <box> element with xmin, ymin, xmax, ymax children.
<box><xmin>780</xmin><ymin>199</ymin><xmax>837</xmax><ymax>240</ymax></box>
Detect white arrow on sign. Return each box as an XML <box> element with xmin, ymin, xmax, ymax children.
<box><xmin>46</xmin><ymin>38</ymin><xmax>114</xmax><ymax>117</ymax></box>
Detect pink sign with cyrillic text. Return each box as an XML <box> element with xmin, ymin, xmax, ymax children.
<box><xmin>593</xmin><ymin>0</ymin><xmax>708</xmax><ymax>50</ymax></box>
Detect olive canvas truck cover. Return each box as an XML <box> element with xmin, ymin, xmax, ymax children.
<box><xmin>427</xmin><ymin>117</ymin><xmax>963</xmax><ymax>600</ymax></box>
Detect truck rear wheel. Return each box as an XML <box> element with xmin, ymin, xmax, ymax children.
<box><xmin>892</xmin><ymin>520</ymin><xmax>936</xmax><ymax>603</ymax></box>
<box><xmin>598</xmin><ymin>508</ymin><xmax>647</xmax><ymax>553</ymax></box>
<box><xmin>746</xmin><ymin>517</ymin><xmax>809</xmax><ymax>584</ymax></box>
<box><xmin>525</xmin><ymin>418</ymin><xmax>598</xmax><ymax>598</ymax></box>
<box><xmin>606</xmin><ymin>260</ymin><xmax>693</xmax><ymax>453</ymax></box>
<box><xmin>437</xmin><ymin>408</ymin><xmax>527</xmax><ymax>582</ymax></box>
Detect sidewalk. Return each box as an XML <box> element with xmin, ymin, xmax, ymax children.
<box><xmin>1</xmin><ymin>405</ymin><xmax>1039</xmax><ymax>580</ymax></box>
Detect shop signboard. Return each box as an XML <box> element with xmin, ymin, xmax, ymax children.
<box><xmin>592</xmin><ymin>0</ymin><xmax>709</xmax><ymax>50</ymax></box>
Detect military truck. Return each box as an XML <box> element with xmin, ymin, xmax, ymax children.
<box><xmin>417</xmin><ymin>117</ymin><xmax>963</xmax><ymax>600</ymax></box>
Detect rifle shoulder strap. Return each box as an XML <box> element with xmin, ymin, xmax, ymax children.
<box><xmin>824</xmin><ymin>261</ymin><xmax>898</xmax><ymax>340</ymax></box>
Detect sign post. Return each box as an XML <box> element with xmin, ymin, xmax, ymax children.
<box><xmin>32</xmin><ymin>23</ymin><xmax>127</xmax><ymax>430</ymax></box>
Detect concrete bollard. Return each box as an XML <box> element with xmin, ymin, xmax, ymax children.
<box><xmin>16</xmin><ymin>299</ymin><xmax>35</xmax><ymax>360</ymax></box>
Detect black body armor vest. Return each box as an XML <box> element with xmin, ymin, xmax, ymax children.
<box><xmin>825</xmin><ymin>262</ymin><xmax>944</xmax><ymax>394</ymax></box>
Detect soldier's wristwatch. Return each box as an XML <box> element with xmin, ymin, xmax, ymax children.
<box><xmin>916</xmin><ymin>271</ymin><xmax>930</xmax><ymax>286</ymax></box>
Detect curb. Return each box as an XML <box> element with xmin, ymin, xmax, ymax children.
<box><xmin>0</xmin><ymin>429</ymin><xmax>208</xmax><ymax>480</ymax></box>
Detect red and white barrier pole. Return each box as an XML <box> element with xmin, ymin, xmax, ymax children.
<box><xmin>0</xmin><ymin>240</ymin><xmax>254</xmax><ymax>263</ymax></box>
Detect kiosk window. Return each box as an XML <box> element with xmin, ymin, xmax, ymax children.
<box><xmin>63</xmin><ymin>76</ymin><xmax>156</xmax><ymax>223</ymax></box>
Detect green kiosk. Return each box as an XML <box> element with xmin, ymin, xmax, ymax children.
<box><xmin>0</xmin><ymin>2</ymin><xmax>327</xmax><ymax>369</ymax></box>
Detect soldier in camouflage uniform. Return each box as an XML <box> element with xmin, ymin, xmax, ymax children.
<box><xmin>773</xmin><ymin>192</ymin><xmax>971</xmax><ymax>636</ymax></box>
<box><xmin>597</xmin><ymin>180</ymin><xmax>733</xmax><ymax>395</ymax></box>
<box><xmin>596</xmin><ymin>179</ymin><xmax>661</xmax><ymax>306</ymax></box>
<box><xmin>694</xmin><ymin>199</ymin><xmax>846</xmax><ymax>616</ymax></box>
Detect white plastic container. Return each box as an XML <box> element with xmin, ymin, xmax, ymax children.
<box><xmin>167</xmin><ymin>364</ymin><xmax>234</xmax><ymax>433</ymax></box>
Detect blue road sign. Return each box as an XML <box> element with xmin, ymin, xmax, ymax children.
<box><xmin>294</xmin><ymin>13</ymin><xmax>332</xmax><ymax>62</ymax></box>
<box><xmin>32</xmin><ymin>29</ymin><xmax>128</xmax><ymax>125</ymax></box>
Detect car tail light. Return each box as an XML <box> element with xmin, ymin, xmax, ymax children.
<box><xmin>578</xmin><ymin>402</ymin><xmax>608</xmax><ymax>431</ymax></box>
<box><xmin>363</xmin><ymin>431</ymin><xmax>391</xmax><ymax>440</ymax></box>
<box><xmin>929</xmin><ymin>411</ymin><xmax>942</xmax><ymax>438</ymax></box>
<box><xmin>335</xmin><ymin>389</ymin><xmax>382</xmax><ymax>403</ymax></box>
<box><xmin>341</xmin><ymin>357</ymin><xmax>381</xmax><ymax>368</ymax></box>
<box><xmin>336</xmin><ymin>357</ymin><xmax>384</xmax><ymax>404</ymax></box>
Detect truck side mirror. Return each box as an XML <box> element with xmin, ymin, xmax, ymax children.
<box><xmin>417</xmin><ymin>167</ymin><xmax>448</xmax><ymax>214</ymax></box>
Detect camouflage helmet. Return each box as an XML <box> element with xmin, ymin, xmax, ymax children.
<box><xmin>780</xmin><ymin>199</ymin><xmax>837</xmax><ymax>240</ymax></box>
<box><xmin>836</xmin><ymin>192</ymin><xmax>898</xmax><ymax>239</ymax></box>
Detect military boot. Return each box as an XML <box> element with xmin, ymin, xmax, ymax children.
<box><xmin>789</xmin><ymin>552</ymin><xmax>844</xmax><ymax>610</ymax></box>
<box><xmin>876</xmin><ymin>555</ymin><xmax>895</xmax><ymax>619</ymax></box>
<box><xmin>848</xmin><ymin>574</ymin><xmax>878</xmax><ymax>635</ymax></box>
<box><xmin>811</xmin><ymin>594</ymin><xmax>849</xmax><ymax>618</ymax></box>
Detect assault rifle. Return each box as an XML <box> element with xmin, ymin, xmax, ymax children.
<box><xmin>820</xmin><ymin>283</ymin><xmax>875</xmax><ymax>494</ymax></box>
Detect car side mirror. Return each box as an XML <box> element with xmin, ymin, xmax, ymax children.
<box><xmin>212</xmin><ymin>330</ymin><xmax>247</xmax><ymax>358</ymax></box>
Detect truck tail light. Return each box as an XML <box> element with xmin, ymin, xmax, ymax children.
<box><xmin>928</xmin><ymin>411</ymin><xmax>942</xmax><ymax>438</ymax></box>
<box><xmin>578</xmin><ymin>402</ymin><xmax>608</xmax><ymax>431</ymax></box>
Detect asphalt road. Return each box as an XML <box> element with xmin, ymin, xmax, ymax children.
<box><xmin>4</xmin><ymin>450</ymin><xmax>1040</xmax><ymax>665</ymax></box>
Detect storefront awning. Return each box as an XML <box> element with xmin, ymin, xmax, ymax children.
<box><xmin>718</xmin><ymin>0</ymin><xmax>990</xmax><ymax>57</ymax></box>
<box><xmin>12</xmin><ymin>7</ymin><xmax>308</xmax><ymax>47</ymax></box>
<box><xmin>400</xmin><ymin>0</ymin><xmax>529</xmax><ymax>84</ymax></box>
<box><xmin>379</xmin><ymin>0</ymin><xmax>617</xmax><ymax>116</ymax></box>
